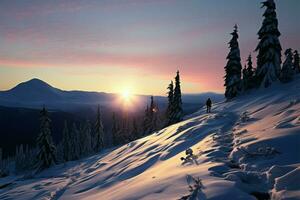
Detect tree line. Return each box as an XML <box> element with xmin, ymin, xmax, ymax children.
<box><xmin>224</xmin><ymin>0</ymin><xmax>300</xmax><ymax>100</ymax></box>
<box><xmin>0</xmin><ymin>71</ymin><xmax>184</xmax><ymax>175</ymax></box>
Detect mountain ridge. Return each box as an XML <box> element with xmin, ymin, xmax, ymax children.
<box><xmin>0</xmin><ymin>78</ymin><xmax>224</xmax><ymax>111</ymax></box>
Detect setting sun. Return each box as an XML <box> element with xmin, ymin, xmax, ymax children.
<box><xmin>118</xmin><ymin>88</ymin><xmax>137</xmax><ymax>109</ymax></box>
<box><xmin>121</xmin><ymin>89</ymin><xmax>131</xmax><ymax>101</ymax></box>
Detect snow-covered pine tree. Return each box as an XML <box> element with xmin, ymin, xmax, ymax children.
<box><xmin>15</xmin><ymin>144</ymin><xmax>26</xmax><ymax>172</ymax></box>
<box><xmin>224</xmin><ymin>25</ymin><xmax>242</xmax><ymax>99</ymax></box>
<box><xmin>93</xmin><ymin>106</ymin><xmax>104</xmax><ymax>152</ymax></box>
<box><xmin>293</xmin><ymin>50</ymin><xmax>300</xmax><ymax>74</ymax></box>
<box><xmin>165</xmin><ymin>80</ymin><xmax>174</xmax><ymax>126</ymax></box>
<box><xmin>280</xmin><ymin>48</ymin><xmax>294</xmax><ymax>83</ymax></box>
<box><xmin>242</xmin><ymin>54</ymin><xmax>255</xmax><ymax>91</ymax></box>
<box><xmin>26</xmin><ymin>145</ymin><xmax>36</xmax><ymax>169</ymax></box>
<box><xmin>62</xmin><ymin>120</ymin><xmax>71</xmax><ymax>161</ymax></box>
<box><xmin>242</xmin><ymin>65</ymin><xmax>249</xmax><ymax>91</ymax></box>
<box><xmin>246</xmin><ymin>54</ymin><xmax>255</xmax><ymax>89</ymax></box>
<box><xmin>111</xmin><ymin>112</ymin><xmax>119</xmax><ymax>146</ymax></box>
<box><xmin>36</xmin><ymin>107</ymin><xmax>56</xmax><ymax>172</ymax></box>
<box><xmin>15</xmin><ymin>144</ymin><xmax>35</xmax><ymax>171</ymax></box>
<box><xmin>255</xmin><ymin>0</ymin><xmax>282</xmax><ymax>87</ymax></box>
<box><xmin>172</xmin><ymin>70</ymin><xmax>183</xmax><ymax>122</ymax></box>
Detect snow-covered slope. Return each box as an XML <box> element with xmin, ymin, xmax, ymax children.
<box><xmin>1</xmin><ymin>78</ymin><xmax>300</xmax><ymax>200</ymax></box>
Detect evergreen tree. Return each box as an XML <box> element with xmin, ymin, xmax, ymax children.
<box><xmin>111</xmin><ymin>112</ymin><xmax>119</xmax><ymax>146</ymax></box>
<box><xmin>55</xmin><ymin>142</ymin><xmax>64</xmax><ymax>163</ymax></box>
<box><xmin>142</xmin><ymin>105</ymin><xmax>151</xmax><ymax>135</ymax></box>
<box><xmin>62</xmin><ymin>121</ymin><xmax>71</xmax><ymax>161</ymax></box>
<box><xmin>165</xmin><ymin>80</ymin><xmax>174</xmax><ymax>126</ymax></box>
<box><xmin>81</xmin><ymin>120</ymin><xmax>92</xmax><ymax>155</ymax></box>
<box><xmin>15</xmin><ymin>144</ymin><xmax>35</xmax><ymax>171</ymax></box>
<box><xmin>224</xmin><ymin>25</ymin><xmax>242</xmax><ymax>99</ymax></box>
<box><xmin>36</xmin><ymin>107</ymin><xmax>56</xmax><ymax>171</ymax></box>
<box><xmin>93</xmin><ymin>106</ymin><xmax>105</xmax><ymax>151</ymax></box>
<box><xmin>15</xmin><ymin>144</ymin><xmax>25</xmax><ymax>171</ymax></box>
<box><xmin>243</xmin><ymin>54</ymin><xmax>255</xmax><ymax>91</ymax></box>
<box><xmin>280</xmin><ymin>48</ymin><xmax>294</xmax><ymax>83</ymax></box>
<box><xmin>142</xmin><ymin>96</ymin><xmax>159</xmax><ymax>135</ymax></box>
<box><xmin>173</xmin><ymin>70</ymin><xmax>183</xmax><ymax>122</ymax></box>
<box><xmin>117</xmin><ymin>114</ymin><xmax>127</xmax><ymax>143</ymax></box>
<box><xmin>246</xmin><ymin>54</ymin><xmax>255</xmax><ymax>89</ymax></box>
<box><xmin>78</xmin><ymin>122</ymin><xmax>85</xmax><ymax>155</ymax></box>
<box><xmin>70</xmin><ymin>123</ymin><xmax>80</xmax><ymax>160</ymax></box>
<box><xmin>242</xmin><ymin>65</ymin><xmax>249</xmax><ymax>91</ymax></box>
<box><xmin>131</xmin><ymin>118</ymin><xmax>139</xmax><ymax>140</ymax></box>
<box><xmin>293</xmin><ymin>50</ymin><xmax>300</xmax><ymax>74</ymax></box>
<box><xmin>149</xmin><ymin>96</ymin><xmax>158</xmax><ymax>132</ymax></box>
<box><xmin>255</xmin><ymin>0</ymin><xmax>282</xmax><ymax>87</ymax></box>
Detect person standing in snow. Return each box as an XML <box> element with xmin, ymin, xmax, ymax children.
<box><xmin>206</xmin><ymin>98</ymin><xmax>212</xmax><ymax>113</ymax></box>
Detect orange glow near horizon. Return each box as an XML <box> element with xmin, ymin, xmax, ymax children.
<box><xmin>121</xmin><ymin>89</ymin><xmax>132</xmax><ymax>102</ymax></box>
<box><xmin>114</xmin><ymin>87</ymin><xmax>139</xmax><ymax>110</ymax></box>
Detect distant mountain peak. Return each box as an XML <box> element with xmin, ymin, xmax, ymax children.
<box><xmin>1</xmin><ymin>78</ymin><xmax>63</xmax><ymax>102</ymax></box>
<box><xmin>22</xmin><ymin>78</ymin><xmax>51</xmax><ymax>86</ymax></box>
<box><xmin>11</xmin><ymin>78</ymin><xmax>54</xmax><ymax>90</ymax></box>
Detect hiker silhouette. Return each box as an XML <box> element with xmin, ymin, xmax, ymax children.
<box><xmin>206</xmin><ymin>98</ymin><xmax>212</xmax><ymax>113</ymax></box>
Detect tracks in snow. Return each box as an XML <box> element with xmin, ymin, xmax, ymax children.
<box><xmin>199</xmin><ymin>111</ymin><xmax>272</xmax><ymax>200</ymax></box>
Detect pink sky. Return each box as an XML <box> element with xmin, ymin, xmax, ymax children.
<box><xmin>0</xmin><ymin>0</ymin><xmax>299</xmax><ymax>95</ymax></box>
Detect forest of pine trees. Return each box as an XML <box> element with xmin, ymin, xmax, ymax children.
<box><xmin>224</xmin><ymin>0</ymin><xmax>300</xmax><ymax>100</ymax></box>
<box><xmin>9</xmin><ymin>106</ymin><xmax>109</xmax><ymax>173</ymax></box>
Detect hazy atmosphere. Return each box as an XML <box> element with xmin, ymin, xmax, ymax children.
<box><xmin>1</xmin><ymin>0</ymin><xmax>299</xmax><ymax>95</ymax></box>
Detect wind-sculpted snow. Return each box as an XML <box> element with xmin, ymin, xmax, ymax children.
<box><xmin>1</xmin><ymin>77</ymin><xmax>300</xmax><ymax>199</ymax></box>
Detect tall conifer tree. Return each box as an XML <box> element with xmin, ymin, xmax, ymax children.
<box><xmin>166</xmin><ymin>81</ymin><xmax>174</xmax><ymax>126</ymax></box>
<box><xmin>94</xmin><ymin>106</ymin><xmax>105</xmax><ymax>151</ymax></box>
<box><xmin>36</xmin><ymin>107</ymin><xmax>56</xmax><ymax>171</ymax></box>
<box><xmin>62</xmin><ymin>121</ymin><xmax>71</xmax><ymax>161</ymax></box>
<box><xmin>246</xmin><ymin>54</ymin><xmax>255</xmax><ymax>87</ymax></box>
<box><xmin>142</xmin><ymin>105</ymin><xmax>150</xmax><ymax>135</ymax></box>
<box><xmin>70</xmin><ymin>123</ymin><xmax>80</xmax><ymax>160</ymax></box>
<box><xmin>224</xmin><ymin>25</ymin><xmax>242</xmax><ymax>99</ymax></box>
<box><xmin>281</xmin><ymin>48</ymin><xmax>294</xmax><ymax>83</ymax></box>
<box><xmin>255</xmin><ymin>0</ymin><xmax>282</xmax><ymax>87</ymax></box>
<box><xmin>293</xmin><ymin>50</ymin><xmax>300</xmax><ymax>74</ymax></box>
<box><xmin>173</xmin><ymin>71</ymin><xmax>183</xmax><ymax>122</ymax></box>
<box><xmin>242</xmin><ymin>65</ymin><xmax>249</xmax><ymax>91</ymax></box>
<box><xmin>243</xmin><ymin>54</ymin><xmax>255</xmax><ymax>90</ymax></box>
<box><xmin>81</xmin><ymin>120</ymin><xmax>92</xmax><ymax>155</ymax></box>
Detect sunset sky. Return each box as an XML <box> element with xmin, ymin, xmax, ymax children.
<box><xmin>0</xmin><ymin>0</ymin><xmax>299</xmax><ymax>95</ymax></box>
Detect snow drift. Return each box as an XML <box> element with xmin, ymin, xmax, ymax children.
<box><xmin>0</xmin><ymin>77</ymin><xmax>300</xmax><ymax>200</ymax></box>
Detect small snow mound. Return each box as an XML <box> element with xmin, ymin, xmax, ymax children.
<box><xmin>271</xmin><ymin>167</ymin><xmax>300</xmax><ymax>200</ymax></box>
